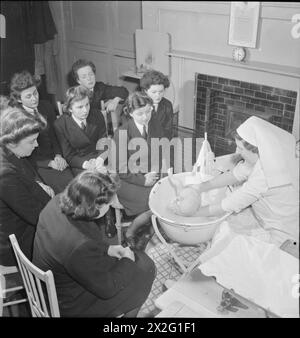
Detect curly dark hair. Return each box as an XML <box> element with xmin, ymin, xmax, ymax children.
<box><xmin>140</xmin><ymin>70</ymin><xmax>170</xmax><ymax>91</ymax></box>
<box><xmin>0</xmin><ymin>106</ymin><xmax>47</xmax><ymax>146</ymax></box>
<box><xmin>123</xmin><ymin>91</ymin><xmax>153</xmax><ymax>117</ymax></box>
<box><xmin>63</xmin><ymin>85</ymin><xmax>91</xmax><ymax>114</ymax></box>
<box><xmin>59</xmin><ymin>170</ymin><xmax>120</xmax><ymax>220</ymax></box>
<box><xmin>71</xmin><ymin>59</ymin><xmax>96</xmax><ymax>83</ymax></box>
<box><xmin>9</xmin><ymin>71</ymin><xmax>41</xmax><ymax>105</ymax></box>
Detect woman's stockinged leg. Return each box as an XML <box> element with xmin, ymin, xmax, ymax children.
<box><xmin>126</xmin><ymin>210</ymin><xmax>152</xmax><ymax>237</ymax></box>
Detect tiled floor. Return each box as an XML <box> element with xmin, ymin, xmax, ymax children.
<box><xmin>137</xmin><ymin>236</ymin><xmax>209</xmax><ymax>317</ymax></box>
<box><xmin>102</xmin><ymin>222</ymin><xmax>209</xmax><ymax>318</ymax></box>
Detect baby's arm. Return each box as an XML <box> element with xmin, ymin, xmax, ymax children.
<box><xmin>167</xmin><ymin>168</ymin><xmax>184</xmax><ymax>197</ymax></box>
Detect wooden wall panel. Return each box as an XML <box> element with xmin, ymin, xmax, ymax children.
<box><xmin>52</xmin><ymin>1</ymin><xmax>142</xmax><ymax>96</ymax></box>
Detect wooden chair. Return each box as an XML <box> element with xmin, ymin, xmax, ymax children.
<box><xmin>9</xmin><ymin>234</ymin><xmax>60</xmax><ymax>317</ymax></box>
<box><xmin>101</xmin><ymin>100</ymin><xmax>125</xmax><ymax>136</ymax></box>
<box><xmin>110</xmin><ymin>196</ymin><xmax>132</xmax><ymax>244</ymax></box>
<box><xmin>0</xmin><ymin>265</ymin><xmax>28</xmax><ymax>316</ymax></box>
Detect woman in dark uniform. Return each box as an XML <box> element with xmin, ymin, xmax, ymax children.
<box><xmin>9</xmin><ymin>70</ymin><xmax>74</xmax><ymax>193</ymax></box>
<box><xmin>0</xmin><ymin>106</ymin><xmax>51</xmax><ymax>266</ymax></box>
<box><xmin>33</xmin><ymin>171</ymin><xmax>156</xmax><ymax>317</ymax></box>
<box><xmin>54</xmin><ymin>85</ymin><xmax>116</xmax><ymax>237</ymax></box>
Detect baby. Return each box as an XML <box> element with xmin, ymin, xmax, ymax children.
<box><xmin>167</xmin><ymin>169</ymin><xmax>201</xmax><ymax>216</ymax></box>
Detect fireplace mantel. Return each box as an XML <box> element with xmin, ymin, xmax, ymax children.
<box><xmin>167</xmin><ymin>50</ymin><xmax>300</xmax><ymax>79</ymax></box>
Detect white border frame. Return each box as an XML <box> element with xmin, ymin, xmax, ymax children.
<box><xmin>228</xmin><ymin>2</ymin><xmax>260</xmax><ymax>48</ymax></box>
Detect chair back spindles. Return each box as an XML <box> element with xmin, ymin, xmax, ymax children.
<box><xmin>9</xmin><ymin>234</ymin><xmax>60</xmax><ymax>317</ymax></box>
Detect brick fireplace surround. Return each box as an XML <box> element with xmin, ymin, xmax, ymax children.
<box><xmin>195</xmin><ymin>73</ymin><xmax>298</xmax><ymax>156</ymax></box>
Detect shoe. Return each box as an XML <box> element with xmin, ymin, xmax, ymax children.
<box><xmin>105</xmin><ymin>209</ymin><xmax>117</xmax><ymax>238</ymax></box>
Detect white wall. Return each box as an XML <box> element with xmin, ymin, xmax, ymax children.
<box><xmin>142</xmin><ymin>1</ymin><xmax>300</xmax><ymax>139</ymax></box>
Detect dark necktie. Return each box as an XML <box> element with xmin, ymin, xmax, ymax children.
<box><xmin>142</xmin><ymin>125</ymin><xmax>148</xmax><ymax>139</ymax></box>
<box><xmin>33</xmin><ymin>108</ymin><xmax>39</xmax><ymax>116</ymax></box>
<box><xmin>106</xmin><ymin>111</ymin><xmax>114</xmax><ymax>137</ymax></box>
<box><xmin>81</xmin><ymin>121</ymin><xmax>87</xmax><ymax>131</ymax></box>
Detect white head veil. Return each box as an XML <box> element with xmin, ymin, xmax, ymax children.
<box><xmin>236</xmin><ymin>116</ymin><xmax>298</xmax><ymax>190</ymax></box>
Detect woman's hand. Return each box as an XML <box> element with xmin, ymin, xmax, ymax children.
<box><xmin>104</xmin><ymin>97</ymin><xmax>121</xmax><ymax>112</ymax></box>
<box><xmin>54</xmin><ymin>155</ymin><xmax>68</xmax><ymax>170</ymax></box>
<box><xmin>144</xmin><ymin>172</ymin><xmax>159</xmax><ymax>186</ymax></box>
<box><xmin>48</xmin><ymin>155</ymin><xmax>68</xmax><ymax>171</ymax></box>
<box><xmin>95</xmin><ymin>156</ymin><xmax>107</xmax><ymax>174</ymax></box>
<box><xmin>107</xmin><ymin>245</ymin><xmax>135</xmax><ymax>261</ymax></box>
<box><xmin>82</xmin><ymin>158</ymin><xmax>97</xmax><ymax>170</ymax></box>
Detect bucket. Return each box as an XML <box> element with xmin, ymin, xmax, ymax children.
<box><xmin>149</xmin><ymin>172</ymin><xmax>231</xmax><ymax>245</ymax></box>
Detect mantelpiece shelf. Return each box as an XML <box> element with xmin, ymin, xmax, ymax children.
<box><xmin>167</xmin><ymin>50</ymin><xmax>300</xmax><ymax>79</ymax></box>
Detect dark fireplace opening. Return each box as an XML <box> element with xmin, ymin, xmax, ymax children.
<box><xmin>195</xmin><ymin>73</ymin><xmax>298</xmax><ymax>156</ymax></box>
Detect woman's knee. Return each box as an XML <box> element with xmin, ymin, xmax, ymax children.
<box><xmin>134</xmin><ymin>251</ymin><xmax>156</xmax><ymax>278</ymax></box>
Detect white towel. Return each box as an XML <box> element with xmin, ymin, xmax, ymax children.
<box><xmin>237</xmin><ymin>116</ymin><xmax>298</xmax><ymax>190</ymax></box>
<box><xmin>198</xmin><ymin>222</ymin><xmax>299</xmax><ymax>318</ymax></box>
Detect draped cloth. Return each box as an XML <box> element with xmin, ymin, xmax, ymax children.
<box><xmin>237</xmin><ymin>116</ymin><xmax>298</xmax><ymax>190</ymax></box>
<box><xmin>32</xmin><ymin>1</ymin><xmax>59</xmax><ymax>95</ymax></box>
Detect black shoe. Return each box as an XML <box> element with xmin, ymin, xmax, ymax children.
<box><xmin>105</xmin><ymin>209</ymin><xmax>117</xmax><ymax>238</ymax></box>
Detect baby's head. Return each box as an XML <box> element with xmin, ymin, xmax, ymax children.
<box><xmin>169</xmin><ymin>187</ymin><xmax>200</xmax><ymax>216</ymax></box>
<box><xmin>140</xmin><ymin>70</ymin><xmax>170</xmax><ymax>105</ymax></box>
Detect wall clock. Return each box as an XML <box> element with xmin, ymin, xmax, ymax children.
<box><xmin>232</xmin><ymin>47</ymin><xmax>246</xmax><ymax>62</ymax></box>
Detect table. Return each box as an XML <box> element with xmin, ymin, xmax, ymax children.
<box><xmin>155</xmin><ymin>268</ymin><xmax>269</xmax><ymax>318</ymax></box>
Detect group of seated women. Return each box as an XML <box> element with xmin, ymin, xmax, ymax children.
<box><xmin>0</xmin><ymin>61</ymin><xmax>174</xmax><ymax>317</ymax></box>
<box><xmin>2</xmin><ymin>57</ymin><xmax>298</xmax><ymax>318</ymax></box>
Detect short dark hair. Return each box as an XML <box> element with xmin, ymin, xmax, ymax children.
<box><xmin>123</xmin><ymin>91</ymin><xmax>153</xmax><ymax>116</ymax></box>
<box><xmin>71</xmin><ymin>59</ymin><xmax>96</xmax><ymax>82</ymax></box>
<box><xmin>63</xmin><ymin>85</ymin><xmax>91</xmax><ymax>114</ymax></box>
<box><xmin>0</xmin><ymin>106</ymin><xmax>47</xmax><ymax>146</ymax></box>
<box><xmin>59</xmin><ymin>171</ymin><xmax>119</xmax><ymax>220</ymax></box>
<box><xmin>9</xmin><ymin>71</ymin><xmax>41</xmax><ymax>105</ymax></box>
<box><xmin>140</xmin><ymin>70</ymin><xmax>170</xmax><ymax>91</ymax></box>
<box><xmin>232</xmin><ymin>130</ymin><xmax>259</xmax><ymax>154</ymax></box>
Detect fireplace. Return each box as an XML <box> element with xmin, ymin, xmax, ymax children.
<box><xmin>195</xmin><ymin>73</ymin><xmax>298</xmax><ymax>156</ymax></box>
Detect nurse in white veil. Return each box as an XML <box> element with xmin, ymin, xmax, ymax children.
<box><xmin>192</xmin><ymin>116</ymin><xmax>299</xmax><ymax>317</ymax></box>
<box><xmin>191</xmin><ymin>116</ymin><xmax>299</xmax><ymax>246</ymax></box>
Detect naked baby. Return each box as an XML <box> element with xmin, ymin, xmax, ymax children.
<box><xmin>167</xmin><ymin>168</ymin><xmax>202</xmax><ymax>216</ymax></box>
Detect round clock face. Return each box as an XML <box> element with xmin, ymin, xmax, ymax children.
<box><xmin>232</xmin><ymin>47</ymin><xmax>246</xmax><ymax>62</ymax></box>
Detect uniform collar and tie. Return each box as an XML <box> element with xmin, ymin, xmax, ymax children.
<box><xmin>134</xmin><ymin>121</ymin><xmax>148</xmax><ymax>139</ymax></box>
<box><xmin>72</xmin><ymin>115</ymin><xmax>87</xmax><ymax>130</ymax></box>
<box><xmin>22</xmin><ymin>105</ymin><xmax>39</xmax><ymax>115</ymax></box>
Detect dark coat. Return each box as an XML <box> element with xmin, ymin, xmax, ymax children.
<box><xmin>0</xmin><ymin>147</ymin><xmax>50</xmax><ymax>266</ymax></box>
<box><xmin>151</xmin><ymin>97</ymin><xmax>174</xmax><ymax>139</ymax></box>
<box><xmin>54</xmin><ymin>109</ymin><xmax>107</xmax><ymax>175</ymax></box>
<box><xmin>90</xmin><ymin>81</ymin><xmax>129</xmax><ymax>111</ymax></box>
<box><xmin>33</xmin><ymin>195</ymin><xmax>155</xmax><ymax>317</ymax></box>
<box><xmin>28</xmin><ymin>100</ymin><xmax>74</xmax><ymax>193</ymax></box>
<box><xmin>113</xmin><ymin>117</ymin><xmax>164</xmax><ymax>215</ymax></box>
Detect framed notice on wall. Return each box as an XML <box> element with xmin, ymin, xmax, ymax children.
<box><xmin>228</xmin><ymin>2</ymin><xmax>260</xmax><ymax>48</ymax></box>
